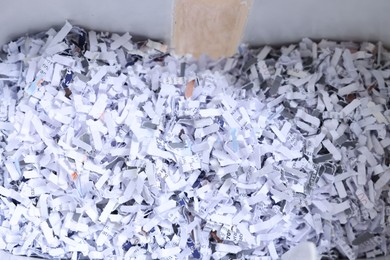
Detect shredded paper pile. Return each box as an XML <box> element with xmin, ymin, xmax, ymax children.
<box><xmin>0</xmin><ymin>22</ymin><xmax>390</xmax><ymax>260</ymax></box>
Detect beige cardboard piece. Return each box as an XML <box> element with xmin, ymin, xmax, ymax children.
<box><xmin>173</xmin><ymin>0</ymin><xmax>252</xmax><ymax>58</ymax></box>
